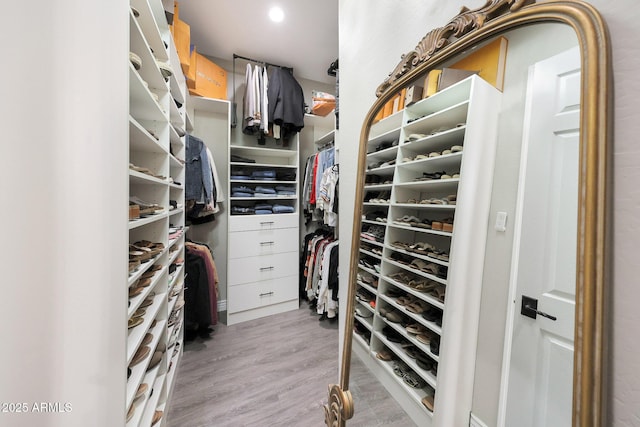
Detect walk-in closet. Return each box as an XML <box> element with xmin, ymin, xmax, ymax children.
<box><xmin>4</xmin><ymin>1</ymin><xmax>636</xmax><ymax>427</ymax></box>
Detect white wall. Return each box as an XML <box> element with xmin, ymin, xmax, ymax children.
<box><xmin>338</xmin><ymin>0</ymin><xmax>640</xmax><ymax>425</ymax></box>
<box><xmin>0</xmin><ymin>2</ymin><xmax>128</xmax><ymax>426</ymax></box>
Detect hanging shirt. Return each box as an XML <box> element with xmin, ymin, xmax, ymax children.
<box><xmin>242</xmin><ymin>64</ymin><xmax>256</xmax><ymax>134</ymax></box>
<box><xmin>261</xmin><ymin>66</ymin><xmax>269</xmax><ymax>133</ymax></box>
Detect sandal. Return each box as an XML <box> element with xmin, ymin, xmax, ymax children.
<box><xmin>416</xmin><ymin>354</ymin><xmax>433</xmax><ymax>370</ymax></box>
<box><xmin>376</xmin><ymin>349</ymin><xmax>393</xmax><ymax>361</ymax></box>
<box><xmin>404</xmin><ymin>345</ymin><xmax>421</xmax><ymax>359</ymax></box>
<box><xmin>430</xmin><ymin>285</ymin><xmax>446</xmax><ymax>302</ymax></box>
<box><xmin>422</xmin><ymin>395</ymin><xmax>435</xmax><ymax>411</ymax></box>
<box><xmin>411</xmin><ymin>280</ymin><xmax>437</xmax><ymax>293</ymax></box>
<box><xmin>407</xmin><ymin>300</ymin><xmax>430</xmax><ymax>315</ymax></box>
<box><xmin>393</xmin><ymin>361</ymin><xmax>410</xmax><ymax>378</ymax></box>
<box><xmin>388</xmin><ymin>272</ymin><xmax>411</xmax><ymax>284</ymax></box>
<box><xmin>416</xmin><ymin>334</ymin><xmax>432</xmax><ymax>345</ymax></box>
<box><xmin>403</xmin><ymin>371</ymin><xmax>426</xmax><ymax>388</ymax></box>
<box><xmin>410</xmin><ymin>242</ymin><xmax>435</xmax><ymax>255</ymax></box>
<box><xmin>386</xmin><ymin>310</ymin><xmax>404</xmax><ymax>323</ymax></box>
<box><xmin>396</xmin><ymin>295</ymin><xmax>415</xmax><ymax>306</ymax></box>
<box><xmin>406</xmin><ymin>323</ymin><xmax>427</xmax><ymax>335</ymax></box>
<box><xmin>413</xmin><ymin>219</ymin><xmax>432</xmax><ymax>229</ymax></box>
<box><xmin>410</xmin><ymin>258</ymin><xmax>429</xmax><ymax>271</ymax></box>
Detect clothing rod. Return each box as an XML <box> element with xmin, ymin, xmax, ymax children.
<box><xmin>233</xmin><ymin>53</ymin><xmax>293</xmax><ymax>71</ymax></box>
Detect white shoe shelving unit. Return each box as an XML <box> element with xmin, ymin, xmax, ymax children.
<box><xmin>352</xmin><ymin>75</ymin><xmax>501</xmax><ymax>426</ymax></box>
<box><xmin>128</xmin><ymin>0</ymin><xmax>186</xmax><ymax>425</ymax></box>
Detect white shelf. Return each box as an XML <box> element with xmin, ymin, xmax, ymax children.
<box><xmin>230</xmin><ymin>162</ymin><xmax>297</xmax><ymax>169</ymax></box>
<box><xmin>373</xmin><ymin>350</ymin><xmax>435</xmax><ymax>417</ymax></box>
<box><xmin>169</xmin><ymin>153</ymin><xmax>184</xmax><ymax>167</ymax></box>
<box><xmin>127</xmin><ymin>293</ymin><xmax>166</xmax><ymax>365</ymax></box>
<box><xmin>130</xmin><ymin>0</ymin><xmax>169</xmax><ymax>62</ymax></box>
<box><xmin>126</xmin><ymin>319</ymin><xmax>165</xmax><ymax>413</ymax></box>
<box><xmin>128</xmin><ymin>212</ymin><xmax>168</xmax><ymax>230</ymax></box>
<box><xmin>130</xmin><ymin>12</ymin><xmax>168</xmax><ymax>92</ymax></box>
<box><xmin>130</xmin><ymin>64</ymin><xmax>167</xmax><ymax>123</ymax></box>
<box><xmin>139</xmin><ymin>371</ymin><xmax>167</xmax><ymax>427</ymax></box>
<box><xmin>129</xmin><ymin>116</ymin><xmax>168</xmax><ymax>155</ymax></box>
<box><xmin>357</xmin><ymin>281</ymin><xmax>378</xmax><ymax>295</ymax></box>
<box><xmin>129</xmin><ymin>169</ymin><xmax>169</xmax><ymax>185</ymax></box>
<box><xmin>190</xmin><ymin>96</ymin><xmax>231</xmax><ymax>114</ymax></box>
<box><xmin>315</xmin><ymin>129</ymin><xmax>335</xmax><ymax>147</ymax></box>
<box><xmin>128</xmin><ymin>266</ymin><xmax>168</xmax><ymax>318</ymax></box>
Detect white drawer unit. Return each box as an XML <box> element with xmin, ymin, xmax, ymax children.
<box><xmin>227</xmin><ymin>251</ymin><xmax>298</xmax><ymax>286</ymax></box>
<box><xmin>227</xmin><ymin>275</ymin><xmax>298</xmax><ymax>313</ymax></box>
<box><xmin>228</xmin><ymin>212</ymin><xmax>299</xmax><ymax>232</ymax></box>
<box><xmin>228</xmin><ymin>227</ymin><xmax>299</xmax><ymax>259</ymax></box>
<box><xmin>226</xmin><ymin>138</ymin><xmax>301</xmax><ymax>325</ymax></box>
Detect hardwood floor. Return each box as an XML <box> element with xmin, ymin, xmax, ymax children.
<box><xmin>166</xmin><ymin>302</ymin><xmax>413</xmax><ymax>426</ymax></box>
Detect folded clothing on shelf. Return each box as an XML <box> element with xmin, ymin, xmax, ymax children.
<box><xmin>272</xmin><ymin>204</ymin><xmax>295</xmax><ymax>213</ymax></box>
<box><xmin>230</xmin><ymin>154</ymin><xmax>256</xmax><ymax>163</ymax></box>
<box><xmin>230</xmin><ymin>169</ymin><xmax>251</xmax><ymax>180</ymax></box>
<box><xmin>231</xmin><ymin>185</ymin><xmax>255</xmax><ymax>197</ymax></box>
<box><xmin>251</xmin><ymin>170</ymin><xmax>276</xmax><ymax>180</ymax></box>
<box><xmin>232</xmin><ymin>185</ymin><xmax>254</xmax><ymax>194</ymax></box>
<box><xmin>255</xmin><ymin>186</ymin><xmax>277</xmax><ymax>195</ymax></box>
<box><xmin>231</xmin><ymin>206</ymin><xmax>255</xmax><ymax>215</ymax></box>
<box><xmin>276</xmin><ymin>171</ymin><xmax>296</xmax><ymax>181</ymax></box>
<box><xmin>275</xmin><ymin>185</ymin><xmax>296</xmax><ymax>195</ymax></box>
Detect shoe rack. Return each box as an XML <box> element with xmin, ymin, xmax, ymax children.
<box><xmin>128</xmin><ymin>0</ymin><xmax>186</xmax><ymax>425</ymax></box>
<box><xmin>353</xmin><ymin>75</ymin><xmax>501</xmax><ymax>425</ymax></box>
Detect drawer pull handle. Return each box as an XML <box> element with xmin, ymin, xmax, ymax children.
<box><xmin>259</xmin><ymin>291</ymin><xmax>274</xmax><ymax>297</ymax></box>
<box><xmin>260</xmin><ymin>266</ymin><xmax>274</xmax><ymax>271</ymax></box>
<box><xmin>260</xmin><ymin>221</ymin><xmax>275</xmax><ymax>226</ymax></box>
<box><xmin>260</xmin><ymin>241</ymin><xmax>275</xmax><ymax>246</ymax></box>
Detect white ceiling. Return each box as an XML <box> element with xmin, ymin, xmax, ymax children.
<box><xmin>177</xmin><ymin>0</ymin><xmax>338</xmax><ymax>85</ymax></box>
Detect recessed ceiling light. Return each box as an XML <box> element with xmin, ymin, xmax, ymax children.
<box><xmin>269</xmin><ymin>6</ymin><xmax>284</xmax><ymax>23</ymax></box>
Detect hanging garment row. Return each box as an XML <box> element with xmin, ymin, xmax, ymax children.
<box><xmin>184</xmin><ymin>240</ymin><xmax>219</xmax><ymax>340</ymax></box>
<box><xmin>301</xmin><ymin>229</ymin><xmax>339</xmax><ymax>321</ymax></box>
<box><xmin>242</xmin><ymin>63</ymin><xmax>306</xmax><ymax>145</ymax></box>
<box><xmin>185</xmin><ymin>134</ymin><xmax>225</xmax><ymax>224</ymax></box>
<box><xmin>302</xmin><ymin>146</ymin><xmax>339</xmax><ymax>226</ymax></box>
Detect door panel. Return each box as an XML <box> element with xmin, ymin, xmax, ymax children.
<box><xmin>502</xmin><ymin>46</ymin><xmax>580</xmax><ymax>427</ymax></box>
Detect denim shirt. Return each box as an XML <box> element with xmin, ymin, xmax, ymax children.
<box><xmin>186</xmin><ymin>134</ymin><xmax>214</xmax><ymax>203</ymax></box>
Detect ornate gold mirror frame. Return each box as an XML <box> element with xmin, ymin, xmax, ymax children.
<box><xmin>324</xmin><ymin>0</ymin><xmax>610</xmax><ymax>426</ymax></box>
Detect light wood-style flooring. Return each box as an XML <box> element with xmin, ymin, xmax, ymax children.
<box><xmin>167</xmin><ymin>302</ymin><xmax>413</xmax><ymax>426</ymax></box>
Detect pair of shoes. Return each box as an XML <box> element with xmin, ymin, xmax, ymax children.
<box><xmin>422</xmin><ymin>394</ymin><xmax>435</xmax><ymax>412</ymax></box>
<box><xmin>423</xmin><ymin>307</ymin><xmax>443</xmax><ymax>325</ymax></box>
<box><xmin>430</xmin><ymin>338</ymin><xmax>441</xmax><ymax>356</ymax></box>
<box><xmin>376</xmin><ymin>349</ymin><xmax>393</xmax><ymax>361</ymax></box>
<box><xmin>129</xmin><ymin>345</ymin><xmax>150</xmax><ymax>367</ymax></box>
<box><xmin>393</xmin><ymin>361</ymin><xmax>426</xmax><ymax>388</ymax></box>
<box><xmin>385</xmin><ymin>310</ymin><xmax>404</xmax><ymax>323</ymax></box>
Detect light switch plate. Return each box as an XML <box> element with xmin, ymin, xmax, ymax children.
<box><xmin>495</xmin><ymin>211</ymin><xmax>508</xmax><ymax>232</ymax></box>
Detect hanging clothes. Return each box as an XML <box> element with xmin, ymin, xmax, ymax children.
<box><xmin>185</xmin><ymin>134</ymin><xmax>222</xmax><ymax>224</ymax></box>
<box><xmin>267</xmin><ymin>67</ymin><xmax>305</xmax><ymax>142</ymax></box>
<box><xmin>243</xmin><ymin>64</ymin><xmax>258</xmax><ymax>134</ymax></box>
<box><xmin>316</xmin><ymin>241</ymin><xmax>339</xmax><ymax>319</ymax></box>
<box><xmin>186</xmin><ymin>241</ymin><xmax>219</xmax><ymax>326</ymax></box>
<box><xmin>319</xmin><ymin>166</ymin><xmax>339</xmax><ymax>227</ymax></box>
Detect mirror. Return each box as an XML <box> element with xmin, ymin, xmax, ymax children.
<box><xmin>324</xmin><ymin>1</ymin><xmax>610</xmax><ymax>426</ymax></box>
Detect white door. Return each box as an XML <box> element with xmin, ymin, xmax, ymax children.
<box><xmin>499</xmin><ymin>46</ymin><xmax>581</xmax><ymax>427</ymax></box>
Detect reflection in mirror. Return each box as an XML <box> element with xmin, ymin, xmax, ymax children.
<box><xmin>326</xmin><ymin>2</ymin><xmax>610</xmax><ymax>427</ymax></box>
